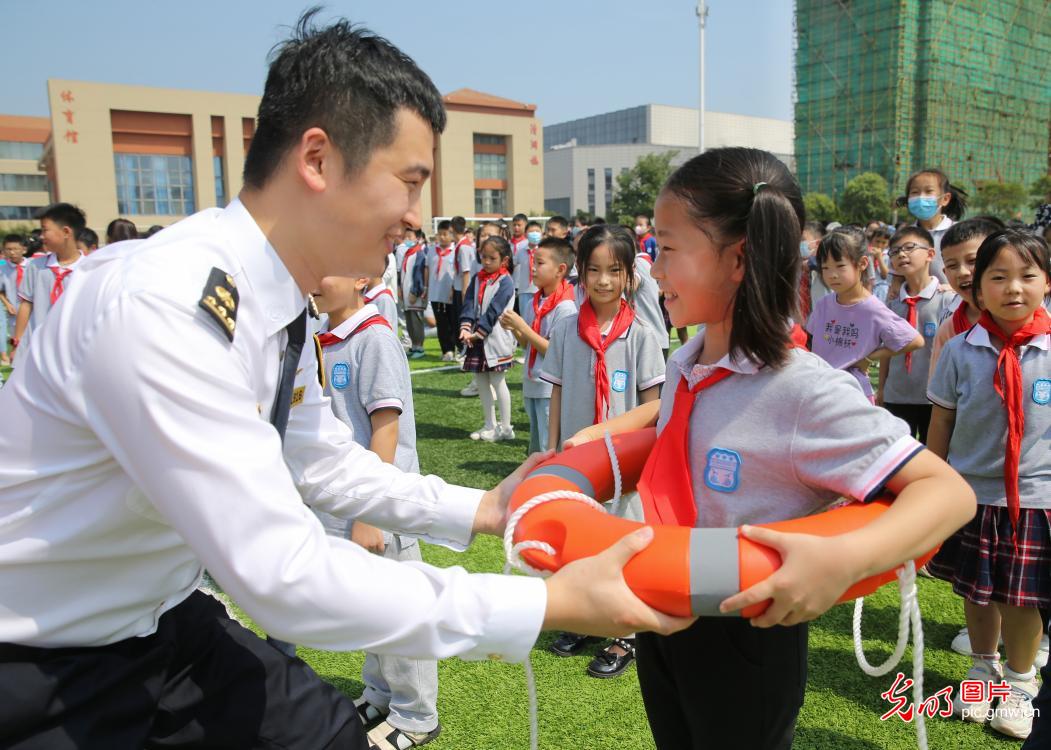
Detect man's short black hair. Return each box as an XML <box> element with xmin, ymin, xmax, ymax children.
<box><xmin>37</xmin><ymin>203</ymin><xmax>86</xmax><ymax>234</ymax></box>
<box><xmin>3</xmin><ymin>234</ymin><xmax>26</xmax><ymax>246</ymax></box>
<box><xmin>243</xmin><ymin>8</ymin><xmax>447</xmax><ymax>189</ymax></box>
<box><xmin>437</xmin><ymin>219</ymin><xmax>452</xmax><ymax>231</ymax></box>
<box><xmin>77</xmin><ymin>227</ymin><xmax>98</xmax><ymax>248</ymax></box>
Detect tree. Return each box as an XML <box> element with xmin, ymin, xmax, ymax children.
<box><xmin>972</xmin><ymin>180</ymin><xmax>1029</xmax><ymax>220</ymax></box>
<box><xmin>1029</xmin><ymin>175</ymin><xmax>1051</xmax><ymax>209</ymax></box>
<box><xmin>608</xmin><ymin>151</ymin><xmax>678</xmax><ymax>226</ymax></box>
<box><xmin>803</xmin><ymin>192</ymin><xmax>838</xmax><ymax>224</ymax></box>
<box><xmin>837</xmin><ymin>172</ymin><xmax>891</xmax><ymax>225</ymax></box>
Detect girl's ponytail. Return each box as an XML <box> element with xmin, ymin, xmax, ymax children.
<box><xmin>664</xmin><ymin>147</ymin><xmax>805</xmax><ymax>369</ymax></box>
<box><xmin>944</xmin><ymin>182</ymin><xmax>968</xmax><ymax>221</ymax></box>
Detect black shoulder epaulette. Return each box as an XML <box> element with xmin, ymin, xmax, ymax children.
<box><xmin>313</xmin><ymin>333</ymin><xmax>325</xmax><ymax>388</ymax></box>
<box><xmin>198</xmin><ymin>267</ymin><xmax>239</xmax><ymax>341</ymax></box>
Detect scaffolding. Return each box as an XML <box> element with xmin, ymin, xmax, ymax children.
<box><xmin>794</xmin><ymin>0</ymin><xmax>1051</xmax><ymax>202</ymax></box>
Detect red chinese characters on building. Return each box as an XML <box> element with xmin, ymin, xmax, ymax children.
<box><xmin>59</xmin><ymin>90</ymin><xmax>78</xmax><ymax>145</ymax></box>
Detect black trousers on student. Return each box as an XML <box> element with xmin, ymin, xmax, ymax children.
<box><xmin>884</xmin><ymin>402</ymin><xmax>932</xmax><ymax>444</ymax></box>
<box><xmin>637</xmin><ymin>618</ymin><xmax>808</xmax><ymax>750</ymax></box>
<box><xmin>451</xmin><ymin>290</ymin><xmax>465</xmax><ymax>353</ymax></box>
<box><xmin>432</xmin><ymin>301</ymin><xmax>458</xmax><ymax>355</ymax></box>
<box><xmin>0</xmin><ymin>591</ymin><xmax>365</xmax><ymax>750</ymax></box>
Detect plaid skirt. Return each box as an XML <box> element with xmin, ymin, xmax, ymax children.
<box><xmin>927</xmin><ymin>505</ymin><xmax>1051</xmax><ymax>608</ymax></box>
<box><xmin>461</xmin><ymin>340</ymin><xmax>511</xmax><ymax>373</ymax></box>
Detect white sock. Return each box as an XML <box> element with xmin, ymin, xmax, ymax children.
<box><xmin>492</xmin><ymin>372</ymin><xmax>511</xmax><ymax>430</ymax></box>
<box><xmin>1004</xmin><ymin>665</ymin><xmax>1037</xmax><ymax>682</ymax></box>
<box><xmin>476</xmin><ymin>373</ymin><xmax>495</xmax><ymax>430</ymax></box>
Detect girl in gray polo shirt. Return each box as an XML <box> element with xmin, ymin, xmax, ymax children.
<box><xmin>573</xmin><ymin>148</ymin><xmax>975</xmax><ymax>750</ymax></box>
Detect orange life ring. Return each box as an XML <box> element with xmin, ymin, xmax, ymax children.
<box><xmin>508</xmin><ymin>428</ymin><xmax>938</xmax><ymax>618</ymax></box>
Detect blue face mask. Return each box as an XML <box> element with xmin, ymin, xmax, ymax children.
<box><xmin>527</xmin><ymin>231</ymin><xmax>542</xmax><ymax>245</ymax></box>
<box><xmin>799</xmin><ymin>240</ymin><xmax>811</xmax><ymax>257</ymax></box>
<box><xmin>907</xmin><ymin>196</ymin><xmax>940</xmax><ymax>221</ymax></box>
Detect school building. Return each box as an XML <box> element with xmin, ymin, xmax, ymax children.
<box><xmin>1</xmin><ymin>80</ymin><xmax>544</xmax><ymax>236</ymax></box>
<box><xmin>543</xmin><ymin>104</ymin><xmax>794</xmax><ymax>220</ymax></box>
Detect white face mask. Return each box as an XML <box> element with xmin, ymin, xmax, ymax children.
<box><xmin>634</xmin><ymin>225</ymin><xmax>646</xmax><ymax>236</ymax></box>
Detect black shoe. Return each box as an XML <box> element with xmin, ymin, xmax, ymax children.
<box><xmin>548</xmin><ymin>631</ymin><xmax>599</xmax><ymax>657</ymax></box>
<box><xmin>586</xmin><ymin>637</ymin><xmax>636</xmax><ymax>678</ymax></box>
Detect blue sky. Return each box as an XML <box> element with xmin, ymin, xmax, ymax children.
<box><xmin>4</xmin><ymin>0</ymin><xmax>793</xmax><ymax>125</ymax></box>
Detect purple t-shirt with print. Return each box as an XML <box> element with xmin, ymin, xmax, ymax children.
<box><xmin>805</xmin><ymin>293</ymin><xmax>918</xmax><ymax>397</ymax></box>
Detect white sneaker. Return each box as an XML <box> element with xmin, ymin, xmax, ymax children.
<box><xmin>470</xmin><ymin>427</ymin><xmax>496</xmax><ymax>442</ymax></box>
<box><xmin>440</xmin><ymin>352</ymin><xmax>454</xmax><ymax>362</ymax></box>
<box><xmin>1037</xmin><ymin>635</ymin><xmax>1049</xmax><ymax>669</ymax></box>
<box><xmin>990</xmin><ymin>675</ymin><xmax>1038</xmax><ymax>739</ymax></box>
<box><xmin>460</xmin><ymin>381</ymin><xmax>479</xmax><ymax>397</ymax></box>
<box><xmin>952</xmin><ymin>657</ymin><xmax>1002</xmax><ymax>723</ymax></box>
<box><xmin>495</xmin><ymin>425</ymin><xmax>515</xmax><ymax>442</ymax></box>
<box><xmin>951</xmin><ymin>626</ymin><xmax>1005</xmax><ymax>656</ymax></box>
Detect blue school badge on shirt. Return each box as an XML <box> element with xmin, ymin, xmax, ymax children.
<box><xmin>611</xmin><ymin>369</ymin><xmax>629</xmax><ymax>393</ymax></box>
<box><xmin>704</xmin><ymin>448</ymin><xmax>741</xmax><ymax>493</ymax></box>
<box><xmin>330</xmin><ymin>362</ymin><xmax>350</xmax><ymax>390</ymax></box>
<box><xmin>923</xmin><ymin>321</ymin><xmax>937</xmax><ymax>338</ymax></box>
<box><xmin>1034</xmin><ymin>379</ymin><xmax>1051</xmax><ymax>405</ymax></box>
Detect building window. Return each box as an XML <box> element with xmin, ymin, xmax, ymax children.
<box><xmin>114</xmin><ymin>154</ymin><xmax>195</xmax><ymax>216</ymax></box>
<box><xmin>0</xmin><ymin>174</ymin><xmax>48</xmax><ymax>191</ymax></box>
<box><xmin>604</xmin><ymin>167</ymin><xmax>613</xmax><ymax>211</ymax></box>
<box><xmin>0</xmin><ymin>141</ymin><xmax>44</xmax><ymax>160</ymax></box>
<box><xmin>473</xmin><ymin>152</ymin><xmax>507</xmax><ymax>180</ymax></box>
<box><xmin>475</xmin><ymin>189</ymin><xmax>506</xmax><ymax>215</ymax></box>
<box><xmin>587</xmin><ymin>168</ymin><xmax>596</xmax><ymax>215</ymax></box>
<box><xmin>214</xmin><ymin>155</ymin><xmax>226</xmax><ymax>208</ymax></box>
<box><xmin>0</xmin><ymin>205</ymin><xmax>39</xmax><ymax>220</ymax></box>
<box><xmin>473</xmin><ymin>134</ymin><xmax>505</xmax><ymax>145</ymax></box>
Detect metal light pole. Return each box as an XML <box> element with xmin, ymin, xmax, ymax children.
<box><xmin>696</xmin><ymin>1</ymin><xmax>708</xmax><ymax>154</ymax></box>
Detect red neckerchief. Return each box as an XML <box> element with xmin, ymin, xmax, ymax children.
<box><xmin>902</xmin><ymin>291</ymin><xmax>922</xmax><ymax>373</ymax></box>
<box><xmin>638</xmin><ymin>367</ymin><xmax>734</xmax><ymax>526</ymax></box>
<box><xmin>49</xmin><ymin>265</ymin><xmax>73</xmax><ymax>304</ymax></box>
<box><xmin>790</xmin><ymin>323</ymin><xmax>809</xmax><ymax>350</ymax></box>
<box><xmin>952</xmin><ymin>303</ymin><xmax>972</xmax><ymax>335</ymax></box>
<box><xmin>401</xmin><ymin>245</ymin><xmax>419</xmax><ymax>274</ymax></box>
<box><xmin>16</xmin><ymin>262</ymin><xmax>25</xmax><ymax>287</ymax></box>
<box><xmin>526</xmin><ymin>246</ymin><xmax>536</xmax><ymax>285</ymax></box>
<box><xmin>527</xmin><ymin>280</ymin><xmax>574</xmax><ymax>376</ymax></box>
<box><xmin>476</xmin><ymin>267</ymin><xmax>509</xmax><ymax>306</ymax></box>
<box><xmin>638</xmin><ymin>232</ymin><xmax>654</xmax><ymax>252</ymax></box>
<box><xmin>577</xmin><ymin>299</ymin><xmax>636</xmax><ymax>424</ymax></box>
<box><xmin>977</xmin><ymin>307</ymin><xmax>1051</xmax><ymax>545</ymax></box>
<box><xmin>317</xmin><ymin>312</ymin><xmax>392</xmax><ymax>348</ymax></box>
<box><xmin>364</xmin><ymin>284</ymin><xmax>395</xmax><ymax>303</ymax></box>
<box><xmin>435</xmin><ymin>245</ymin><xmax>453</xmax><ymax>277</ymax></box>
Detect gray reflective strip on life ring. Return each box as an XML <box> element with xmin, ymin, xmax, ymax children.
<box><xmin>527</xmin><ymin>464</ymin><xmax>596</xmax><ymax>499</ymax></box>
<box><xmin>689</xmin><ymin>527</ymin><xmax>741</xmax><ymax>617</ymax></box>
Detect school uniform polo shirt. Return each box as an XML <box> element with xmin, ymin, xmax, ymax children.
<box><xmin>18</xmin><ymin>252</ymin><xmax>84</xmax><ymax>333</ymax></box>
<box><xmin>633</xmin><ymin>254</ymin><xmax>670</xmax><ymax>350</ymax></box>
<box><xmin>427</xmin><ymin>245</ymin><xmax>457</xmax><ymax>304</ymax></box>
<box><xmin>452</xmin><ymin>240</ymin><xmax>476</xmax><ymax>293</ymax></box>
<box><xmin>659</xmin><ymin>330</ymin><xmax>922</xmax><ymax>529</ymax></box>
<box><xmin>364</xmin><ymin>283</ymin><xmax>398</xmax><ymax>332</ymax></box>
<box><xmin>540</xmin><ymin>314</ymin><xmax>665</xmax><ymax>448</ymax></box>
<box><xmin>521</xmin><ymin>295</ymin><xmax>577</xmax><ymax>400</ymax></box>
<box><xmin>928</xmin><ymin>326</ymin><xmax>1051</xmax><ymax>508</ymax></box>
<box><xmin>884</xmin><ymin>278</ymin><xmax>956</xmax><ymax>404</ymax></box>
<box><xmin>512</xmin><ymin>243</ymin><xmax>537</xmax><ymax>294</ymax></box>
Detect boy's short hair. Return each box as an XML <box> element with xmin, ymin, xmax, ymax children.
<box><xmin>545</xmin><ymin>215</ymin><xmax>568</xmax><ymax>232</ymax></box>
<box><xmin>77</xmin><ymin>228</ymin><xmax>99</xmax><ymax>248</ymax></box>
<box><xmin>635</xmin><ymin>213</ymin><xmax>650</xmax><ymax>223</ymax></box>
<box><xmin>525</xmin><ymin>220</ymin><xmax>542</xmax><ymax>232</ymax></box>
<box><xmin>512</xmin><ymin>213</ymin><xmax>528</xmax><ymax>223</ymax></box>
<box><xmin>537</xmin><ymin>236</ymin><xmax>574</xmax><ymax>268</ymax></box>
<box><xmin>3</xmin><ymin>233</ymin><xmax>26</xmax><ymax>246</ymax></box>
<box><xmin>37</xmin><ymin>203</ymin><xmax>87</xmax><ymax>234</ymax></box>
<box><xmin>450</xmin><ymin>215</ymin><xmax>467</xmax><ymax>234</ymax></box>
<box><xmin>889</xmin><ymin>225</ymin><xmax>934</xmax><ymax>248</ymax></box>
<box><xmin>802</xmin><ymin>220</ymin><xmax>825</xmax><ymax>238</ymax></box>
<box><xmin>436</xmin><ymin>219</ymin><xmax>452</xmax><ymax>232</ymax></box>
<box><xmin>941</xmin><ymin>217</ymin><xmax>1005</xmax><ymax>252</ymax></box>
<box><xmin>242</xmin><ymin>10</ymin><xmax>446</xmax><ymax>189</ymax></box>
<box><xmin>864</xmin><ymin>224</ymin><xmax>892</xmax><ymax>241</ymax></box>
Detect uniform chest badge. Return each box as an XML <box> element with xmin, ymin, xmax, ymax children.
<box><xmin>198</xmin><ymin>267</ymin><xmax>238</xmax><ymax>341</ymax></box>
<box><xmin>1034</xmin><ymin>379</ymin><xmax>1051</xmax><ymax>405</ymax></box>
<box><xmin>331</xmin><ymin>362</ymin><xmax>350</xmax><ymax>390</ymax></box>
<box><xmin>611</xmin><ymin>369</ymin><xmax>629</xmax><ymax>393</ymax></box>
<box><xmin>923</xmin><ymin>321</ymin><xmax>937</xmax><ymax>338</ymax></box>
<box><xmin>704</xmin><ymin>448</ymin><xmax>741</xmax><ymax>493</ymax></box>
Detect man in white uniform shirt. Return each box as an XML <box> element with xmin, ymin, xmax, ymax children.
<box><xmin>0</xmin><ymin>12</ymin><xmax>689</xmax><ymax>750</ymax></box>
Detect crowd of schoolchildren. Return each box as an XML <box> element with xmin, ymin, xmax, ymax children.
<box><xmin>2</xmin><ymin>154</ymin><xmax>1051</xmax><ymax>747</ymax></box>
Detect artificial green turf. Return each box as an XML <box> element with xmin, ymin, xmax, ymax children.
<box><xmin>285</xmin><ymin>365</ymin><xmax>1022</xmax><ymax>749</ymax></box>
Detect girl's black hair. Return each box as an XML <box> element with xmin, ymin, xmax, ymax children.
<box><xmin>574</xmin><ymin>224</ymin><xmax>637</xmax><ymax>301</ymax></box>
<box><xmin>972</xmin><ymin>229</ymin><xmax>1050</xmax><ymax>311</ymax></box>
<box><xmin>888</xmin><ymin>225</ymin><xmax>934</xmax><ymax>248</ymax></box>
<box><xmin>816</xmin><ymin>226</ymin><xmax>867</xmax><ymax>265</ymax></box>
<box><xmin>106</xmin><ymin>218</ymin><xmax>139</xmax><ymax>243</ymax></box>
<box><xmin>479</xmin><ymin>234</ymin><xmax>514</xmax><ymax>274</ymax></box>
<box><xmin>899</xmin><ymin>168</ymin><xmax>968</xmax><ymax>221</ymax></box>
<box><xmin>662</xmin><ymin>146</ymin><xmax>805</xmax><ymax>368</ymax></box>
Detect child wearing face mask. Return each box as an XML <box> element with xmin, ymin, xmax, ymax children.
<box><xmin>892</xmin><ymin>168</ymin><xmax>968</xmax><ymax>286</ymax></box>
<box><xmin>513</xmin><ymin>221</ymin><xmax>543</xmax><ymax>314</ymax></box>
<box><xmin>635</xmin><ymin>214</ymin><xmax>658</xmax><ymax>262</ymax></box>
